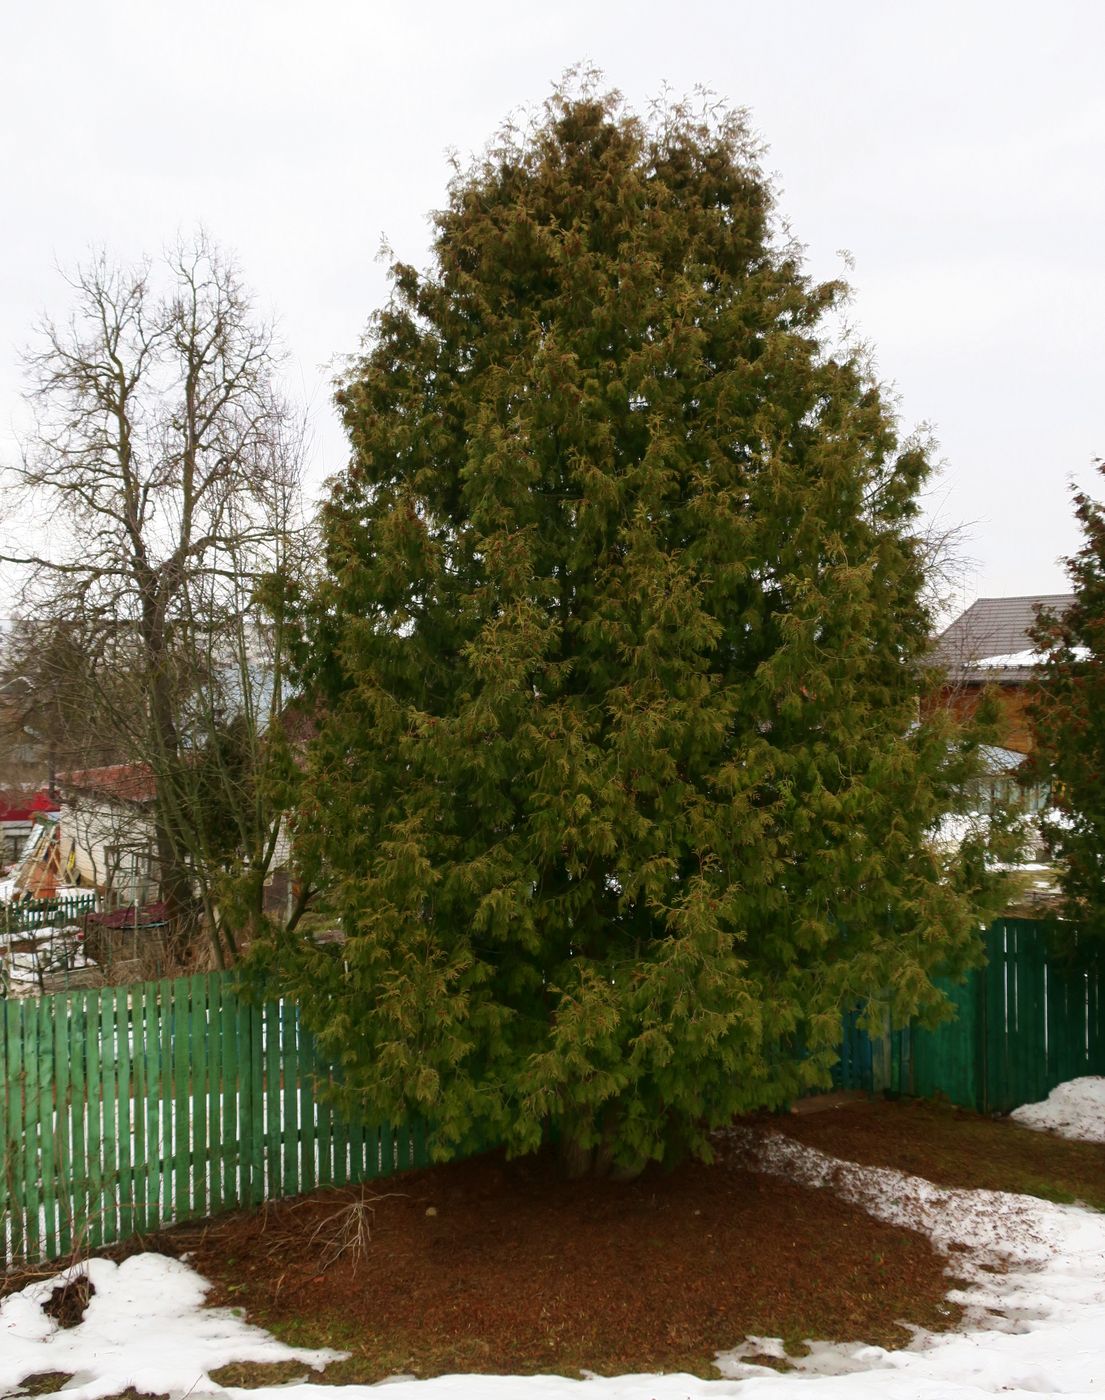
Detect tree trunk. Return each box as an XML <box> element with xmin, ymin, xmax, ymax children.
<box><xmin>557</xmin><ymin>1115</ymin><xmax>647</xmax><ymax>1182</ymax></box>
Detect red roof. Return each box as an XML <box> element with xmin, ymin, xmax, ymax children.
<box><xmin>0</xmin><ymin>790</ymin><xmax>58</xmax><ymax>823</ymax></box>
<box><xmin>84</xmin><ymin>900</ymin><xmax>169</xmax><ymax>929</ymax></box>
<box><xmin>58</xmin><ymin>763</ymin><xmax>158</xmax><ymax>803</ymax></box>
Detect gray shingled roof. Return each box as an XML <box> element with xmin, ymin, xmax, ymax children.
<box><xmin>933</xmin><ymin>594</ymin><xmax>1074</xmax><ymax>682</ymax></box>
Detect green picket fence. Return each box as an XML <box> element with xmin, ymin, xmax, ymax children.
<box><xmin>0</xmin><ymin>895</ymin><xmax>97</xmax><ymax>936</ymax></box>
<box><xmin>5</xmin><ymin>919</ymin><xmax>1102</xmax><ymax>1267</ymax></box>
<box><xmin>897</xmin><ymin>917</ymin><xmax>1105</xmax><ymax>1114</ymax></box>
<box><xmin>0</xmin><ymin>973</ymin><xmax>430</xmax><ymax>1266</ymax></box>
<box><xmin>836</xmin><ymin>918</ymin><xmax>1105</xmax><ymax>1113</ymax></box>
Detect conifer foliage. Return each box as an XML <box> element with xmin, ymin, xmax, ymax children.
<box><xmin>280</xmin><ymin>83</ymin><xmax>999</xmax><ymax>1174</ymax></box>
<box><xmin>1031</xmin><ymin>465</ymin><xmax>1105</xmax><ymax>942</ymax></box>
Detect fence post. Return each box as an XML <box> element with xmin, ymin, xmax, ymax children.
<box><xmin>973</xmin><ymin>950</ymin><xmax>989</xmax><ymax>1115</ymax></box>
<box><xmin>3</xmin><ymin>998</ymin><xmax>26</xmax><ymax>1261</ymax></box>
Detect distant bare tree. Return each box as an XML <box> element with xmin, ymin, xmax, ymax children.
<box><xmin>2</xmin><ymin>233</ymin><xmax>312</xmax><ymax>965</ymax></box>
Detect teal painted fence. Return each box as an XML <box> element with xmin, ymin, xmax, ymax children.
<box><xmin>0</xmin><ymin>973</ymin><xmax>429</xmax><ymax>1266</ymax></box>
<box><xmin>835</xmin><ymin>917</ymin><xmax>1105</xmax><ymax>1113</ymax></box>
<box><xmin>4</xmin><ymin>917</ymin><xmax>1102</xmax><ymax>1268</ymax></box>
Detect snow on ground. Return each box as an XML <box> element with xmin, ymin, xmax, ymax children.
<box><xmin>1010</xmin><ymin>1076</ymin><xmax>1105</xmax><ymax>1144</ymax></box>
<box><xmin>3</xmin><ymin>1133</ymin><xmax>1104</xmax><ymax>1400</ymax></box>
<box><xmin>713</xmin><ymin>1130</ymin><xmax>1105</xmax><ymax>1396</ymax></box>
<box><xmin>0</xmin><ymin>929</ymin><xmax>94</xmax><ymax>995</ymax></box>
<box><xmin>0</xmin><ymin>1253</ymin><xmax>343</xmax><ymax>1400</ymax></box>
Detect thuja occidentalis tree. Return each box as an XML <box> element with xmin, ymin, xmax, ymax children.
<box><xmin>267</xmin><ymin>78</ymin><xmax>1007</xmax><ymax>1177</ymax></box>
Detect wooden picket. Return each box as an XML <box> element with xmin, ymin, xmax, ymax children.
<box><xmin>0</xmin><ymin>972</ymin><xmax>433</xmax><ymax>1266</ymax></box>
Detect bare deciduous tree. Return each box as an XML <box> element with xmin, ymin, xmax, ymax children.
<box><xmin>2</xmin><ymin>233</ymin><xmax>312</xmax><ymax>966</ymax></box>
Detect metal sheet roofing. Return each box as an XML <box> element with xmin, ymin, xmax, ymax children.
<box><xmin>933</xmin><ymin>594</ymin><xmax>1074</xmax><ymax>681</ymax></box>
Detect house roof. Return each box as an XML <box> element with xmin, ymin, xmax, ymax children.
<box><xmin>933</xmin><ymin>594</ymin><xmax>1074</xmax><ymax>682</ymax></box>
<box><xmin>0</xmin><ymin>790</ymin><xmax>58</xmax><ymax>823</ymax></box>
<box><xmin>58</xmin><ymin>763</ymin><xmax>158</xmax><ymax>804</ymax></box>
<box><xmin>83</xmin><ymin>899</ymin><xmax>169</xmax><ymax>929</ymax></box>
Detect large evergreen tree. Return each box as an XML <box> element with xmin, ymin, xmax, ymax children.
<box><xmin>274</xmin><ymin>83</ymin><xmax>1003</xmax><ymax>1174</ymax></box>
<box><xmin>1030</xmin><ymin>464</ymin><xmax>1105</xmax><ymax>942</ymax></box>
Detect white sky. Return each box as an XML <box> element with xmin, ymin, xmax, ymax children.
<box><xmin>2</xmin><ymin>0</ymin><xmax>1102</xmax><ymax>615</ymax></box>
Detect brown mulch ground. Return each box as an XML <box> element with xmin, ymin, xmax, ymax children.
<box><xmin>174</xmin><ymin>1124</ymin><xmax>961</xmax><ymax>1383</ymax></box>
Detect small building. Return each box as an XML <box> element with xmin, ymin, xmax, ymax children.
<box><xmin>56</xmin><ymin>760</ymin><xmax>295</xmax><ymax>921</ymax></box>
<box><xmin>80</xmin><ymin>899</ymin><xmax>171</xmax><ymax>973</ymax></box>
<box><xmin>56</xmin><ymin>763</ymin><xmax>159</xmax><ymax>906</ymax></box>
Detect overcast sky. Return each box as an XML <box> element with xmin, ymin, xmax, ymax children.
<box><xmin>2</xmin><ymin>0</ymin><xmax>1101</xmax><ymax>616</ymax></box>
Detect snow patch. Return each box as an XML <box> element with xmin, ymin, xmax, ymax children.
<box><xmin>968</xmin><ymin>646</ymin><xmax>1089</xmax><ymax>670</ymax></box>
<box><xmin>969</xmin><ymin>649</ymin><xmax>1044</xmax><ymax>669</ymax></box>
<box><xmin>0</xmin><ymin>1253</ymin><xmax>343</xmax><ymax>1400</ymax></box>
<box><xmin>1010</xmin><ymin>1076</ymin><xmax>1105</xmax><ymax>1144</ymax></box>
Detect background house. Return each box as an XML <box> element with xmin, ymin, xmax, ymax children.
<box><xmin>0</xmin><ymin>674</ymin><xmax>51</xmax><ymax>789</ymax></box>
<box><xmin>57</xmin><ymin>759</ymin><xmax>295</xmax><ymax>923</ymax></box>
<box><xmin>929</xmin><ymin>594</ymin><xmax>1074</xmax><ymax>754</ymax></box>
<box><xmin>57</xmin><ymin>763</ymin><xmax>159</xmax><ymax>906</ymax></box>
<box><xmin>926</xmin><ymin>594</ymin><xmax>1073</xmax><ymax>876</ymax></box>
